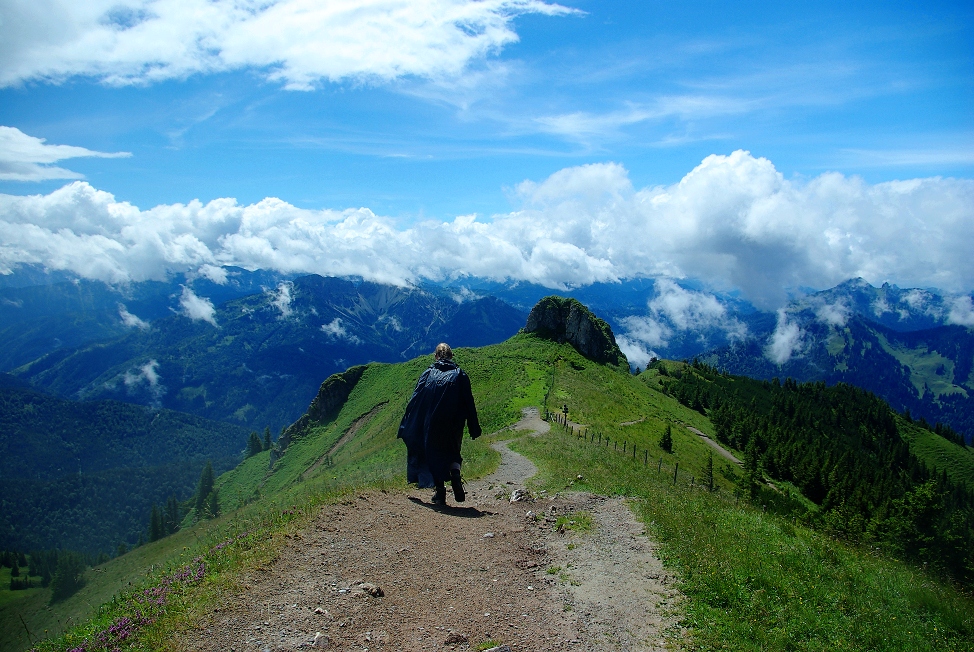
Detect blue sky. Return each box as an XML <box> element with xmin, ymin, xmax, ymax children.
<box><xmin>0</xmin><ymin>0</ymin><xmax>972</xmax><ymax>317</ymax></box>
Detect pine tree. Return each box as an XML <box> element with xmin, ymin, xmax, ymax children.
<box><xmin>263</xmin><ymin>426</ymin><xmax>273</xmax><ymax>451</ymax></box>
<box><xmin>10</xmin><ymin>562</ymin><xmax>19</xmax><ymax>577</ymax></box>
<box><xmin>49</xmin><ymin>552</ymin><xmax>86</xmax><ymax>604</ymax></box>
<box><xmin>164</xmin><ymin>495</ymin><xmax>181</xmax><ymax>535</ymax></box>
<box><xmin>659</xmin><ymin>424</ymin><xmax>673</xmax><ymax>454</ymax></box>
<box><xmin>743</xmin><ymin>435</ymin><xmax>760</xmax><ymax>501</ymax></box>
<box><xmin>246</xmin><ymin>431</ymin><xmax>262</xmax><ymax>457</ymax></box>
<box><xmin>205</xmin><ymin>489</ymin><xmax>220</xmax><ymax>519</ymax></box>
<box><xmin>149</xmin><ymin>504</ymin><xmax>163</xmax><ymax>541</ymax></box>
<box><xmin>195</xmin><ymin>461</ymin><xmax>215</xmax><ymax>517</ymax></box>
<box><xmin>702</xmin><ymin>453</ymin><xmax>714</xmax><ymax>492</ymax></box>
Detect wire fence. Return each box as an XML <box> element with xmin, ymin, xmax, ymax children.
<box><xmin>544</xmin><ymin>408</ymin><xmax>720</xmax><ymax>493</ymax></box>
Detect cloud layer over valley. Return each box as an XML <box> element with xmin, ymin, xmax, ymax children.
<box><xmin>3</xmin><ymin>151</ymin><xmax>971</xmax><ymax>315</ymax></box>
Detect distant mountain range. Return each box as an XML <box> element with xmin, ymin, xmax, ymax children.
<box><xmin>3</xmin><ymin>266</ymin><xmax>973</xmax><ymax>440</ymax></box>
<box><xmin>4</xmin><ymin>271</ymin><xmax>527</xmax><ymax>433</ymax></box>
<box><xmin>702</xmin><ymin>279</ymin><xmax>974</xmax><ymax>441</ymax></box>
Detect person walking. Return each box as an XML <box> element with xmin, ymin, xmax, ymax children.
<box><xmin>398</xmin><ymin>343</ymin><xmax>482</xmax><ymax>504</ymax></box>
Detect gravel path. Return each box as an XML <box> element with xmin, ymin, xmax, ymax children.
<box><xmin>177</xmin><ymin>408</ymin><xmax>683</xmax><ymax>651</ymax></box>
<box><xmin>685</xmin><ymin>426</ymin><xmax>741</xmax><ymax>465</ymax></box>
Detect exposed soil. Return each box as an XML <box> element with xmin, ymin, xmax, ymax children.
<box><xmin>178</xmin><ymin>408</ymin><xmax>683</xmax><ymax>651</ymax></box>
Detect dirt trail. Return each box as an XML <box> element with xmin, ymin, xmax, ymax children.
<box><xmin>178</xmin><ymin>408</ymin><xmax>682</xmax><ymax>651</ymax></box>
<box><xmin>685</xmin><ymin>426</ymin><xmax>741</xmax><ymax>465</ymax></box>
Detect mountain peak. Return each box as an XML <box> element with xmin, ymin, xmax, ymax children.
<box><xmin>524</xmin><ymin>296</ymin><xmax>627</xmax><ymax>366</ymax></box>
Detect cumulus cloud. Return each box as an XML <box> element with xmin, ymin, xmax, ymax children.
<box><xmin>811</xmin><ymin>299</ymin><xmax>851</xmax><ymax>327</ymax></box>
<box><xmin>178</xmin><ymin>285</ymin><xmax>217</xmax><ymax>326</ymax></box>
<box><xmin>618</xmin><ymin>279</ymin><xmax>747</xmax><ymax>352</ymax></box>
<box><xmin>1</xmin><ymin>151</ymin><xmax>973</xmax><ymax>308</ymax></box>
<box><xmin>0</xmin><ymin>126</ymin><xmax>130</xmax><ymax>181</ymax></box>
<box><xmin>321</xmin><ymin>317</ymin><xmax>361</xmax><ymax>344</ymax></box>
<box><xmin>765</xmin><ymin>310</ymin><xmax>804</xmax><ymax>365</ymax></box>
<box><xmin>947</xmin><ymin>296</ymin><xmax>974</xmax><ymax>327</ymax></box>
<box><xmin>120</xmin><ymin>359</ymin><xmax>165</xmax><ymax>406</ymax></box>
<box><xmin>0</xmin><ymin>0</ymin><xmax>576</xmax><ymax>89</ymax></box>
<box><xmin>615</xmin><ymin>335</ymin><xmax>659</xmax><ymax>372</ymax></box>
<box><xmin>118</xmin><ymin>303</ymin><xmax>149</xmax><ymax>329</ymax></box>
<box><xmin>448</xmin><ymin>286</ymin><xmax>479</xmax><ymax>303</ymax></box>
<box><xmin>268</xmin><ymin>281</ymin><xmax>294</xmax><ymax>319</ymax></box>
<box><xmin>197</xmin><ymin>263</ymin><xmax>228</xmax><ymax>284</ymax></box>
<box><xmin>871</xmin><ymin>296</ymin><xmax>909</xmax><ymax>321</ymax></box>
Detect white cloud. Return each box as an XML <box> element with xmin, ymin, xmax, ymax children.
<box><xmin>619</xmin><ymin>314</ymin><xmax>670</xmax><ymax>349</ymax></box>
<box><xmin>618</xmin><ymin>279</ymin><xmax>747</xmax><ymax>350</ymax></box>
<box><xmin>615</xmin><ymin>335</ymin><xmax>658</xmax><ymax>371</ymax></box>
<box><xmin>765</xmin><ymin>309</ymin><xmax>803</xmax><ymax>365</ymax></box>
<box><xmin>321</xmin><ymin>317</ymin><xmax>361</xmax><ymax>344</ymax></box>
<box><xmin>0</xmin><ymin>0</ymin><xmax>576</xmax><ymax>90</ymax></box>
<box><xmin>1</xmin><ymin>151</ymin><xmax>973</xmax><ymax>309</ymax></box>
<box><xmin>902</xmin><ymin>289</ymin><xmax>934</xmax><ymax>311</ymax></box>
<box><xmin>0</xmin><ymin>126</ymin><xmax>130</xmax><ymax>181</ymax></box>
<box><xmin>448</xmin><ymin>286</ymin><xmax>479</xmax><ymax>303</ymax></box>
<box><xmin>947</xmin><ymin>296</ymin><xmax>974</xmax><ymax>327</ymax></box>
<box><xmin>118</xmin><ymin>303</ymin><xmax>149</xmax><ymax>329</ymax></box>
<box><xmin>197</xmin><ymin>263</ymin><xmax>228</xmax><ymax>284</ymax></box>
<box><xmin>120</xmin><ymin>358</ymin><xmax>165</xmax><ymax>406</ymax></box>
<box><xmin>178</xmin><ymin>285</ymin><xmax>217</xmax><ymax>326</ymax></box>
<box><xmin>812</xmin><ymin>299</ymin><xmax>850</xmax><ymax>327</ymax></box>
<box><xmin>268</xmin><ymin>281</ymin><xmax>294</xmax><ymax>319</ymax></box>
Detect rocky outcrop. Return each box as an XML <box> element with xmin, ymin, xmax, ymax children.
<box><xmin>524</xmin><ymin>296</ymin><xmax>627</xmax><ymax>367</ymax></box>
<box><xmin>274</xmin><ymin>365</ymin><xmax>368</xmax><ymax>465</ymax></box>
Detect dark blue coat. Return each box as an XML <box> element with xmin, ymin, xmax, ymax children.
<box><xmin>398</xmin><ymin>360</ymin><xmax>482</xmax><ymax>487</ymax></box>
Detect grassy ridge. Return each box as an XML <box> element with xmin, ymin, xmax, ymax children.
<box><xmin>11</xmin><ymin>333</ymin><xmax>974</xmax><ymax>651</ymax></box>
<box><xmin>898</xmin><ymin>417</ymin><xmax>974</xmax><ymax>490</ymax></box>
<box><xmin>518</xmin><ymin>429</ymin><xmax>974</xmax><ymax>651</ymax></box>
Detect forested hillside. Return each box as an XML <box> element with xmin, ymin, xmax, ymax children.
<box><xmin>662</xmin><ymin>361</ymin><xmax>974</xmax><ymax>582</ymax></box>
<box><xmin>0</xmin><ymin>385</ymin><xmax>249</xmax><ymax>553</ymax></box>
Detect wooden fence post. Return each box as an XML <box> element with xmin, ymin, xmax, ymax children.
<box><xmin>673</xmin><ymin>463</ymin><xmax>679</xmax><ymax>485</ymax></box>
<box><xmin>658</xmin><ymin>457</ymin><xmax>662</xmax><ymax>473</ymax></box>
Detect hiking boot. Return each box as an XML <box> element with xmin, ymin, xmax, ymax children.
<box><xmin>431</xmin><ymin>487</ymin><xmax>446</xmax><ymax>505</ymax></box>
<box><xmin>450</xmin><ymin>469</ymin><xmax>465</xmax><ymax>503</ymax></box>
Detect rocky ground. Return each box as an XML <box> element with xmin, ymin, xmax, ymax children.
<box><xmin>177</xmin><ymin>408</ymin><xmax>683</xmax><ymax>651</ymax></box>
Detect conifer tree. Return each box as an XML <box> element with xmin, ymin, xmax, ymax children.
<box><xmin>743</xmin><ymin>435</ymin><xmax>760</xmax><ymax>501</ymax></box>
<box><xmin>702</xmin><ymin>453</ymin><xmax>714</xmax><ymax>492</ymax></box>
<box><xmin>149</xmin><ymin>504</ymin><xmax>163</xmax><ymax>541</ymax></box>
<box><xmin>10</xmin><ymin>562</ymin><xmax>19</xmax><ymax>577</ymax></box>
<box><xmin>264</xmin><ymin>426</ymin><xmax>273</xmax><ymax>451</ymax></box>
<box><xmin>659</xmin><ymin>424</ymin><xmax>673</xmax><ymax>454</ymax></box>
<box><xmin>246</xmin><ymin>431</ymin><xmax>262</xmax><ymax>457</ymax></box>
<box><xmin>205</xmin><ymin>489</ymin><xmax>220</xmax><ymax>519</ymax></box>
<box><xmin>49</xmin><ymin>552</ymin><xmax>86</xmax><ymax>603</ymax></box>
<box><xmin>195</xmin><ymin>461</ymin><xmax>215</xmax><ymax>517</ymax></box>
<box><xmin>164</xmin><ymin>495</ymin><xmax>181</xmax><ymax>534</ymax></box>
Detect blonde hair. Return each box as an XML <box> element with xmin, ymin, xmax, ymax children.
<box><xmin>434</xmin><ymin>343</ymin><xmax>453</xmax><ymax>360</ymax></box>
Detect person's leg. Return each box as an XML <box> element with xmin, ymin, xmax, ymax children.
<box><xmin>431</xmin><ymin>481</ymin><xmax>446</xmax><ymax>504</ymax></box>
<box><xmin>449</xmin><ymin>462</ymin><xmax>464</xmax><ymax>502</ymax></box>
